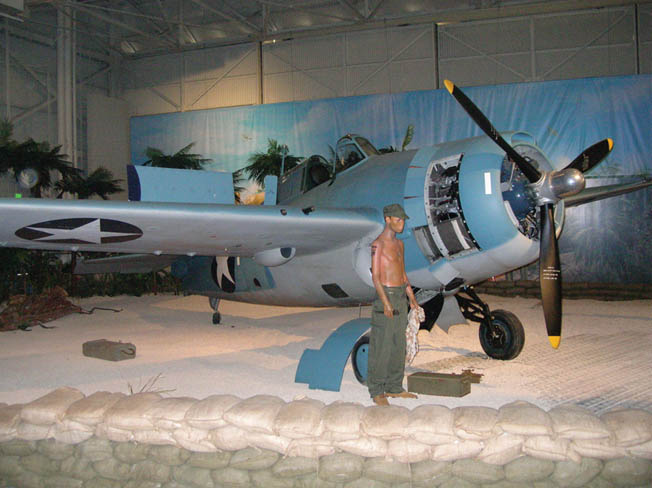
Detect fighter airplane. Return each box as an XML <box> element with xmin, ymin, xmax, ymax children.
<box><xmin>1</xmin><ymin>81</ymin><xmax>650</xmax><ymax>386</ymax></box>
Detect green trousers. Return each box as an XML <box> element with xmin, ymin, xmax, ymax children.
<box><xmin>368</xmin><ymin>285</ymin><xmax>408</xmax><ymax>398</ymax></box>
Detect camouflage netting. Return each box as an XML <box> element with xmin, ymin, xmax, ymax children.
<box><xmin>1</xmin><ymin>388</ymin><xmax>652</xmax><ymax>487</ymax></box>
<box><xmin>0</xmin><ymin>287</ymin><xmax>81</xmax><ymax>332</ymax></box>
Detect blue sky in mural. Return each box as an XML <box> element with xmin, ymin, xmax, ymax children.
<box><xmin>130</xmin><ymin>75</ymin><xmax>651</xmax><ymax>283</ymax></box>
<box><xmin>130</xmin><ymin>75</ymin><xmax>651</xmax><ymax>181</ymax></box>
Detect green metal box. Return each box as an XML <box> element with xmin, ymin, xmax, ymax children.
<box><xmin>83</xmin><ymin>339</ymin><xmax>136</xmax><ymax>362</ymax></box>
<box><xmin>407</xmin><ymin>372</ymin><xmax>472</xmax><ymax>397</ymax></box>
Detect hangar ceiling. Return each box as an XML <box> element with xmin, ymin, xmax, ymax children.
<box><xmin>19</xmin><ymin>0</ymin><xmax>652</xmax><ymax>58</ymax></box>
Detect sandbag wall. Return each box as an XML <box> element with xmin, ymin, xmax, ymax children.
<box><xmin>1</xmin><ymin>387</ymin><xmax>652</xmax><ymax>487</ymax></box>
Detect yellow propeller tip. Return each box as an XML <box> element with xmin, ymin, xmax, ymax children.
<box><xmin>607</xmin><ymin>138</ymin><xmax>614</xmax><ymax>151</ymax></box>
<box><xmin>548</xmin><ymin>336</ymin><xmax>561</xmax><ymax>349</ymax></box>
<box><xmin>444</xmin><ymin>79</ymin><xmax>454</xmax><ymax>94</ymax></box>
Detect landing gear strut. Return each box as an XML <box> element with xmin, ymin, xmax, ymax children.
<box><xmin>456</xmin><ymin>287</ymin><xmax>525</xmax><ymax>360</ymax></box>
<box><xmin>209</xmin><ymin>297</ymin><xmax>221</xmax><ymax>325</ymax></box>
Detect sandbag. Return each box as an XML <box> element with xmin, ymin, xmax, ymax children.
<box><xmin>364</xmin><ymin>457</ymin><xmax>413</xmax><ymax>484</ymax></box>
<box><xmin>145</xmin><ymin>396</ymin><xmax>197</xmax><ymax>430</ymax></box>
<box><xmin>451</xmin><ymin>458</ymin><xmax>505</xmax><ymax>483</ymax></box>
<box><xmin>407</xmin><ymin>405</ymin><xmax>456</xmax><ymax>446</ymax></box>
<box><xmin>274</xmin><ymin>398</ymin><xmax>324</xmax><ymax>439</ymax></box>
<box><xmin>0</xmin><ymin>404</ymin><xmax>23</xmax><ymax>441</ymax></box>
<box><xmin>523</xmin><ymin>435</ymin><xmax>580</xmax><ymax>463</ymax></box>
<box><xmin>477</xmin><ymin>432</ymin><xmax>524</xmax><ymax>465</ymax></box>
<box><xmin>21</xmin><ymin>387</ymin><xmax>84</xmax><ymax>426</ymax></box>
<box><xmin>551</xmin><ymin>458</ymin><xmax>603</xmax><ymax>488</ymax></box>
<box><xmin>504</xmin><ymin>456</ymin><xmax>555</xmax><ymax>483</ymax></box>
<box><xmin>229</xmin><ymin>447</ymin><xmax>279</xmax><ymax>470</ymax></box>
<box><xmin>53</xmin><ymin>419</ymin><xmax>94</xmax><ymax>444</ymax></box>
<box><xmin>184</xmin><ymin>394</ymin><xmax>241</xmax><ymax>430</ymax></box>
<box><xmin>103</xmin><ymin>392</ymin><xmax>162</xmax><ymax>431</ymax></box>
<box><xmin>386</xmin><ymin>437</ymin><xmax>431</xmax><ymax>463</ymax></box>
<box><xmin>334</xmin><ymin>435</ymin><xmax>387</xmax><ymax>458</ymax></box>
<box><xmin>549</xmin><ymin>405</ymin><xmax>610</xmax><ymax>441</ymax></box>
<box><xmin>285</xmin><ymin>437</ymin><xmax>334</xmax><ymax>458</ymax></box>
<box><xmin>453</xmin><ymin>406</ymin><xmax>499</xmax><ymax>440</ymax></box>
<box><xmin>321</xmin><ymin>401</ymin><xmax>364</xmax><ymax>441</ymax></box>
<box><xmin>571</xmin><ymin>437</ymin><xmax>627</xmax><ymax>460</ymax></box>
<box><xmin>16</xmin><ymin>422</ymin><xmax>51</xmax><ymax>441</ymax></box>
<box><xmin>65</xmin><ymin>391</ymin><xmax>125</xmax><ymax>426</ymax></box>
<box><xmin>432</xmin><ymin>440</ymin><xmax>484</xmax><ymax>461</ymax></box>
<box><xmin>173</xmin><ymin>427</ymin><xmax>217</xmax><ymax>453</ymax></box>
<box><xmin>361</xmin><ymin>405</ymin><xmax>409</xmax><ymax>439</ymax></box>
<box><xmin>600</xmin><ymin>408</ymin><xmax>652</xmax><ymax>447</ymax></box>
<box><xmin>317</xmin><ymin>452</ymin><xmax>363</xmax><ymax>483</ymax></box>
<box><xmin>246</xmin><ymin>429</ymin><xmax>292</xmax><ymax>454</ymax></box>
<box><xmin>223</xmin><ymin>395</ymin><xmax>285</xmax><ymax>435</ymax></box>
<box><xmin>497</xmin><ymin>400</ymin><xmax>553</xmax><ymax>436</ymax></box>
<box><xmin>210</xmin><ymin>424</ymin><xmax>250</xmax><ymax>451</ymax></box>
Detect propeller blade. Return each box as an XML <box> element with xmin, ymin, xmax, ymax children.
<box><xmin>565</xmin><ymin>138</ymin><xmax>613</xmax><ymax>173</ymax></box>
<box><xmin>539</xmin><ymin>203</ymin><xmax>562</xmax><ymax>348</ymax></box>
<box><xmin>444</xmin><ymin>80</ymin><xmax>542</xmax><ymax>183</ymax></box>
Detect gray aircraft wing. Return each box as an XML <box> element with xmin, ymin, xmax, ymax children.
<box><xmin>0</xmin><ymin>198</ymin><xmax>382</xmax><ymax>257</ymax></box>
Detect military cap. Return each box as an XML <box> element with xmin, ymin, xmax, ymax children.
<box><xmin>383</xmin><ymin>203</ymin><xmax>409</xmax><ymax>220</ymax></box>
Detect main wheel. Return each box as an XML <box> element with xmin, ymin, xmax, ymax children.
<box><xmin>478</xmin><ymin>309</ymin><xmax>524</xmax><ymax>360</ymax></box>
<box><xmin>351</xmin><ymin>333</ymin><xmax>370</xmax><ymax>385</ymax></box>
<box><xmin>212</xmin><ymin>312</ymin><xmax>221</xmax><ymax>325</ymax></box>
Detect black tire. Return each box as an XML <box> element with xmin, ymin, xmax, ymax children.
<box><xmin>351</xmin><ymin>333</ymin><xmax>370</xmax><ymax>385</ymax></box>
<box><xmin>212</xmin><ymin>312</ymin><xmax>221</xmax><ymax>325</ymax></box>
<box><xmin>478</xmin><ymin>309</ymin><xmax>525</xmax><ymax>360</ymax></box>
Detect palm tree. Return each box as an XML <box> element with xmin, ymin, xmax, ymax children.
<box><xmin>0</xmin><ymin>120</ymin><xmax>79</xmax><ymax>198</ymax></box>
<box><xmin>143</xmin><ymin>143</ymin><xmax>210</xmax><ymax>170</ymax></box>
<box><xmin>243</xmin><ymin>139</ymin><xmax>302</xmax><ymax>187</ymax></box>
<box><xmin>232</xmin><ymin>168</ymin><xmax>246</xmax><ymax>204</ymax></box>
<box><xmin>55</xmin><ymin>167</ymin><xmax>124</xmax><ymax>200</ymax></box>
<box><xmin>378</xmin><ymin>124</ymin><xmax>415</xmax><ymax>154</ymax></box>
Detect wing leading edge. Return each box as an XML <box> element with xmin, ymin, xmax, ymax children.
<box><xmin>0</xmin><ymin>198</ymin><xmax>382</xmax><ymax>257</ymax></box>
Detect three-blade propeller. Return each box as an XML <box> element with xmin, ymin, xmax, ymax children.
<box><xmin>444</xmin><ymin>80</ymin><xmax>613</xmax><ymax>349</ymax></box>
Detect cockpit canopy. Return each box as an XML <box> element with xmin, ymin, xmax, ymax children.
<box><xmin>335</xmin><ymin>134</ymin><xmax>379</xmax><ymax>173</ymax></box>
<box><xmin>277</xmin><ymin>134</ymin><xmax>380</xmax><ymax>203</ymax></box>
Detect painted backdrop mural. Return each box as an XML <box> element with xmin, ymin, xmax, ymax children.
<box><xmin>130</xmin><ymin>75</ymin><xmax>652</xmax><ymax>283</ymax></box>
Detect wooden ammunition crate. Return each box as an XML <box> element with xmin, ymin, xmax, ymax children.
<box><xmin>407</xmin><ymin>372</ymin><xmax>471</xmax><ymax>397</ymax></box>
<box><xmin>83</xmin><ymin>339</ymin><xmax>136</xmax><ymax>362</ymax></box>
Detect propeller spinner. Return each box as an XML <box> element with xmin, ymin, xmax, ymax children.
<box><xmin>444</xmin><ymin>80</ymin><xmax>613</xmax><ymax>349</ymax></box>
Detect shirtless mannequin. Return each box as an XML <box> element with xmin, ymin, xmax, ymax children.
<box><xmin>369</xmin><ymin>204</ymin><xmax>419</xmax><ymax>406</ymax></box>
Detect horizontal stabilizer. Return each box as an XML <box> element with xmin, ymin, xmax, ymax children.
<box><xmin>74</xmin><ymin>254</ymin><xmax>178</xmax><ymax>274</ymax></box>
<box><xmin>127</xmin><ymin>165</ymin><xmax>234</xmax><ymax>204</ymax></box>
<box><xmin>565</xmin><ymin>178</ymin><xmax>652</xmax><ymax>207</ymax></box>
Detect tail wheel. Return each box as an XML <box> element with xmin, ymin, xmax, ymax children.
<box><xmin>479</xmin><ymin>309</ymin><xmax>525</xmax><ymax>360</ymax></box>
<box><xmin>351</xmin><ymin>333</ymin><xmax>370</xmax><ymax>385</ymax></box>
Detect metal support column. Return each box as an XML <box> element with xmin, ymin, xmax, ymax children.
<box><xmin>57</xmin><ymin>6</ymin><xmax>75</xmax><ymax>167</ymax></box>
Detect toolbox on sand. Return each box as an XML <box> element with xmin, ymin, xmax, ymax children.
<box><xmin>82</xmin><ymin>339</ymin><xmax>136</xmax><ymax>362</ymax></box>
<box><xmin>407</xmin><ymin>371</ymin><xmax>479</xmax><ymax>397</ymax></box>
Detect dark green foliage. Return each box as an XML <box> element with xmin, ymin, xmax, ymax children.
<box><xmin>0</xmin><ymin>119</ymin><xmax>79</xmax><ymax>198</ymax></box>
<box><xmin>143</xmin><ymin>143</ymin><xmax>210</xmax><ymax>170</ymax></box>
<box><xmin>243</xmin><ymin>139</ymin><xmax>302</xmax><ymax>187</ymax></box>
<box><xmin>0</xmin><ymin>249</ymin><xmax>179</xmax><ymax>303</ymax></box>
<box><xmin>55</xmin><ymin>167</ymin><xmax>124</xmax><ymax>200</ymax></box>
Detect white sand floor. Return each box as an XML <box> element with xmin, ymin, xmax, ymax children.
<box><xmin>1</xmin><ymin>293</ymin><xmax>650</xmax><ymax>413</ymax></box>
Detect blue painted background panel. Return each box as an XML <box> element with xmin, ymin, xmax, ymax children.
<box><xmin>131</xmin><ymin>76</ymin><xmax>652</xmax><ymax>283</ymax></box>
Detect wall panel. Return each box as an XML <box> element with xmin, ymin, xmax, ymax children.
<box><xmin>438</xmin><ymin>6</ymin><xmax>637</xmax><ymax>86</ymax></box>
<box><xmin>262</xmin><ymin>25</ymin><xmax>436</xmax><ymax>103</ymax></box>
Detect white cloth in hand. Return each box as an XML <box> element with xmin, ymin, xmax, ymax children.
<box><xmin>406</xmin><ymin>305</ymin><xmax>425</xmax><ymax>365</ymax></box>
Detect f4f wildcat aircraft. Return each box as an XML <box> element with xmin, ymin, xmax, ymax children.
<box><xmin>1</xmin><ymin>81</ymin><xmax>650</xmax><ymax>387</ymax></box>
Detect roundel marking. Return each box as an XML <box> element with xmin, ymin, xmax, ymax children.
<box><xmin>211</xmin><ymin>256</ymin><xmax>236</xmax><ymax>293</ymax></box>
<box><xmin>15</xmin><ymin>218</ymin><xmax>143</xmax><ymax>244</ymax></box>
